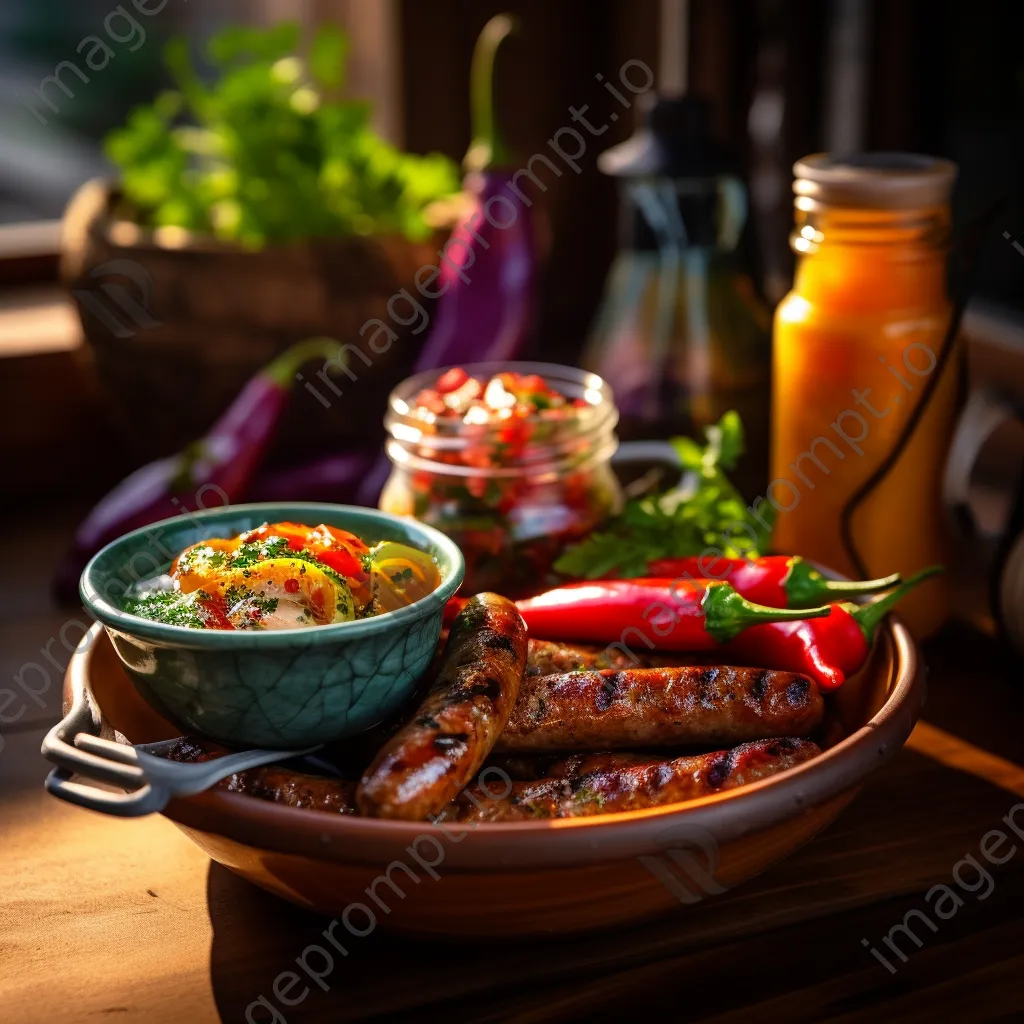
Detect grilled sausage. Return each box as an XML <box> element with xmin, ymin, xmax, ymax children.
<box><xmin>525</xmin><ymin>639</ymin><xmax>694</xmax><ymax>677</ymax></box>
<box><xmin>221</xmin><ymin>768</ymin><xmax>357</xmax><ymax>813</ymax></box>
<box><xmin>166</xmin><ymin>737</ymin><xmax>356</xmax><ymax>813</ymax></box>
<box><xmin>498</xmin><ymin>665</ymin><xmax>823</xmax><ymax>752</ymax></box>
<box><xmin>442</xmin><ymin>738</ymin><xmax>820</xmax><ymax>822</ymax></box>
<box><xmin>165</xmin><ymin>736</ymin><xmax>230</xmax><ymax>763</ymax></box>
<box><xmin>356</xmin><ymin>592</ymin><xmax>528</xmax><ymax>820</ymax></box>
<box><xmin>482</xmin><ymin>752</ymin><xmax>576</xmax><ymax>781</ymax></box>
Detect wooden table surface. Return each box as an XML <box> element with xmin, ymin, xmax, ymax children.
<box><xmin>2</xmin><ymin>510</ymin><xmax>1024</xmax><ymax>1023</ymax></box>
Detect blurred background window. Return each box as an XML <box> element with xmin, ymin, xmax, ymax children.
<box><xmin>1</xmin><ymin>0</ymin><xmax>1022</xmax><ymax>324</ymax></box>
<box><xmin>0</xmin><ymin>0</ymin><xmax>406</xmax><ymax>232</ymax></box>
<box><xmin>0</xmin><ymin>1</ymin><xmax>252</xmax><ymax>225</ymax></box>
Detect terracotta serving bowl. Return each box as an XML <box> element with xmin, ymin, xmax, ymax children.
<box><xmin>64</xmin><ymin>612</ymin><xmax>924</xmax><ymax>937</ymax></box>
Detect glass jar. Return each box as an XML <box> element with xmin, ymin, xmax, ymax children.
<box><xmin>379</xmin><ymin>363</ymin><xmax>625</xmax><ymax>597</ymax></box>
<box><xmin>771</xmin><ymin>154</ymin><xmax>960</xmax><ymax>638</ymax></box>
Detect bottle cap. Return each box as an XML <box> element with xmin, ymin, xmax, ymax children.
<box><xmin>598</xmin><ymin>95</ymin><xmax>735</xmax><ymax>179</ymax></box>
<box><xmin>794</xmin><ymin>153</ymin><xmax>957</xmax><ymax>211</ymax></box>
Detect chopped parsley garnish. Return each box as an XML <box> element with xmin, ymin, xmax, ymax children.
<box><xmin>122</xmin><ymin>591</ymin><xmax>206</xmax><ymax>629</ymax></box>
<box><xmin>120</xmin><ymin>524</ymin><xmax>434</xmax><ymax>630</ymax></box>
<box><xmin>553</xmin><ymin>411</ymin><xmax>773</xmax><ymax>579</ymax></box>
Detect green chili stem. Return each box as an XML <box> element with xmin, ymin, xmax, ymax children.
<box><xmin>820</xmin><ymin>574</ymin><xmax>903</xmax><ymax>595</ymax></box>
<box><xmin>784</xmin><ymin>558</ymin><xmax>902</xmax><ymax>607</ymax></box>
<box><xmin>849</xmin><ymin>566</ymin><xmax>944</xmax><ymax>641</ymax></box>
<box><xmin>703</xmin><ymin>584</ymin><xmax>831</xmax><ymax>645</ymax></box>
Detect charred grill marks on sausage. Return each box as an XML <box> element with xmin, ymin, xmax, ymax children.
<box><xmin>443</xmin><ymin>739</ymin><xmax>821</xmax><ymax>822</ymax></box>
<box><xmin>705</xmin><ymin>752</ymin><xmax>734</xmax><ymax>788</ymax></box>
<box><xmin>498</xmin><ymin>665</ymin><xmax>824</xmax><ymax>752</ymax></box>
<box><xmin>595</xmin><ymin>673</ymin><xmax>621</xmax><ymax>712</ymax></box>
<box><xmin>750</xmin><ymin>668</ymin><xmax>771</xmax><ymax>701</ymax></box>
<box><xmin>785</xmin><ymin>677</ymin><xmax>811</xmax><ymax>706</ymax></box>
<box><xmin>356</xmin><ymin>593</ymin><xmax>528</xmax><ymax>820</ymax></box>
<box><xmin>484</xmin><ymin>634</ymin><xmax>518</xmax><ymax>655</ymax></box>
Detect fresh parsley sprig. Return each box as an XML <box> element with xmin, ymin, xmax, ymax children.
<box><xmin>105</xmin><ymin>22</ymin><xmax>460</xmax><ymax>247</ymax></box>
<box><xmin>553</xmin><ymin>412</ymin><xmax>773</xmax><ymax>580</ymax></box>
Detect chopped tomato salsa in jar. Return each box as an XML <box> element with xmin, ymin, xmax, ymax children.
<box><xmin>379</xmin><ymin>363</ymin><xmax>623</xmax><ymax>597</ymax></box>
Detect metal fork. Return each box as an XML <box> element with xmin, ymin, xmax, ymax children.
<box><xmin>41</xmin><ymin>632</ymin><xmax>317</xmax><ymax>817</ymax></box>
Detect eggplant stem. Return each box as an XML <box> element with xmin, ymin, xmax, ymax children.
<box><xmin>264</xmin><ymin>337</ymin><xmax>343</xmax><ymax>388</ymax></box>
<box><xmin>465</xmin><ymin>14</ymin><xmax>518</xmax><ymax>172</ymax></box>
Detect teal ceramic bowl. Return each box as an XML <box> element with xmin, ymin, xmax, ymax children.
<box><xmin>80</xmin><ymin>503</ymin><xmax>464</xmax><ymax>749</ymax></box>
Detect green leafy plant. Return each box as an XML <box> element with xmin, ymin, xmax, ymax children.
<box><xmin>554</xmin><ymin>411</ymin><xmax>775</xmax><ymax>579</ymax></box>
<box><xmin>104</xmin><ymin>22</ymin><xmax>460</xmax><ymax>247</ymax></box>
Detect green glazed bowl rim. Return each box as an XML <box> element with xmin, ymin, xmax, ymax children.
<box><xmin>80</xmin><ymin>502</ymin><xmax>465</xmax><ymax>649</ymax></box>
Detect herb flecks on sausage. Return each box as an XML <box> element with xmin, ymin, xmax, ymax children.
<box><xmin>443</xmin><ymin>738</ymin><xmax>820</xmax><ymax>821</ymax></box>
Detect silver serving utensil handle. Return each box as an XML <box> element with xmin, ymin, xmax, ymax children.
<box><xmin>41</xmin><ymin>628</ymin><xmax>318</xmax><ymax>817</ymax></box>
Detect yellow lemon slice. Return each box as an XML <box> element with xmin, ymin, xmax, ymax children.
<box><xmin>370</xmin><ymin>542</ymin><xmax>441</xmax><ymax>612</ymax></box>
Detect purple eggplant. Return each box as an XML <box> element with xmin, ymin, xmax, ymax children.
<box><xmin>246</xmin><ymin>451</ymin><xmax>376</xmax><ymax>505</ymax></box>
<box><xmin>411</xmin><ymin>14</ymin><xmax>536</xmax><ymax>370</ymax></box>
<box><xmin>357</xmin><ymin>14</ymin><xmax>537</xmax><ymax>504</ymax></box>
<box><xmin>53</xmin><ymin>337</ymin><xmax>342</xmax><ymax>602</ymax></box>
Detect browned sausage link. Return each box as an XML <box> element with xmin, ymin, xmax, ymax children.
<box><xmin>324</xmin><ymin>634</ymin><xmax>447</xmax><ymax>774</ymax></box>
<box><xmin>445</xmin><ymin>738</ymin><xmax>820</xmax><ymax>821</ymax></box>
<box><xmin>166</xmin><ymin>737</ymin><xmax>357</xmax><ymax>813</ymax></box>
<box><xmin>356</xmin><ymin>592</ymin><xmax>528</xmax><ymax>820</ymax></box>
<box><xmin>482</xmin><ymin>752</ymin><xmax>575</xmax><ymax>781</ymax></box>
<box><xmin>165</xmin><ymin>736</ymin><xmax>232</xmax><ymax>763</ymax></box>
<box><xmin>221</xmin><ymin>768</ymin><xmax>357</xmax><ymax>814</ymax></box>
<box><xmin>497</xmin><ymin>665</ymin><xmax>824</xmax><ymax>752</ymax></box>
<box><xmin>525</xmin><ymin>639</ymin><xmax>702</xmax><ymax>677</ymax></box>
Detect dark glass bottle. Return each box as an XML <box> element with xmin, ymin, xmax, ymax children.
<box><xmin>583</xmin><ymin>96</ymin><xmax>770</xmax><ymax>491</ymax></box>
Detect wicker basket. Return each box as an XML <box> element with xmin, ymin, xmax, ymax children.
<box><xmin>60</xmin><ymin>179</ymin><xmax>443</xmax><ymax>465</ymax></box>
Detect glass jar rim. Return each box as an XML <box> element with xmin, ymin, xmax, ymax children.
<box><xmin>793</xmin><ymin>152</ymin><xmax>957</xmax><ymax>212</ymax></box>
<box><xmin>384</xmin><ymin>361</ymin><xmax>619</xmax><ymax>477</ymax></box>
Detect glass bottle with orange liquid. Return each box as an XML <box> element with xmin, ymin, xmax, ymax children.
<box><xmin>771</xmin><ymin>154</ymin><xmax>959</xmax><ymax>638</ymax></box>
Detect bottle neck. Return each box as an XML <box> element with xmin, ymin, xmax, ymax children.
<box><xmin>790</xmin><ymin>205</ymin><xmax>950</xmax><ymax>310</ymax></box>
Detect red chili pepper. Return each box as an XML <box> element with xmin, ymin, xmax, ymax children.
<box><xmin>242</xmin><ymin>522</ymin><xmax>309</xmax><ymax>550</ymax></box>
<box><xmin>315</xmin><ymin>547</ymin><xmax>365</xmax><ymax>580</ymax></box>
<box><xmin>318</xmin><ymin>525</ymin><xmax>369</xmax><ymax>553</ymax></box>
<box><xmin>197</xmin><ymin>595</ymin><xmax>235</xmax><ymax>631</ymax></box>
<box><xmin>443</xmin><ymin>596</ymin><xmax>469</xmax><ymax>626</ymax></box>
<box><xmin>721</xmin><ymin>567</ymin><xmax>941</xmax><ymax>689</ymax></box>
<box><xmin>646</xmin><ymin>555</ymin><xmax>901</xmax><ymax>609</ymax></box>
<box><xmin>515</xmin><ymin>579</ymin><xmax>831</xmax><ymax>649</ymax></box>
